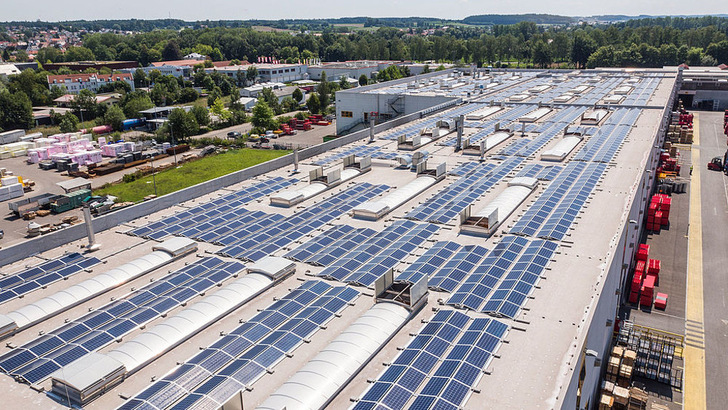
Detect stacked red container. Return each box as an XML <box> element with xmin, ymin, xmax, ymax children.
<box><xmin>641</xmin><ymin>275</ymin><xmax>656</xmax><ymax>307</ymax></box>
<box><xmin>647</xmin><ymin>194</ymin><xmax>671</xmax><ymax>231</ymax></box>
<box><xmin>636</xmin><ymin>244</ymin><xmax>649</xmax><ymax>261</ymax></box>
<box><xmin>647</xmin><ymin>259</ymin><xmax>661</xmax><ymax>285</ymax></box>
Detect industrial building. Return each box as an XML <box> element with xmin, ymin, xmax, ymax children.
<box><xmin>0</xmin><ymin>67</ymin><xmax>679</xmax><ymax>410</ymax></box>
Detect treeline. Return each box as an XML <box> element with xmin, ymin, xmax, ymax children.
<box><xmin>23</xmin><ymin>18</ymin><xmax>726</xmax><ymax>70</ymax></box>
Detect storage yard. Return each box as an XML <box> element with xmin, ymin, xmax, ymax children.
<box><xmin>0</xmin><ymin>66</ymin><xmax>719</xmax><ymax>410</ymax></box>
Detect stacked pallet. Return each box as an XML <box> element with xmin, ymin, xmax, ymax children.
<box><xmin>627</xmin><ymin>387</ymin><xmax>649</xmax><ymax>410</ymax></box>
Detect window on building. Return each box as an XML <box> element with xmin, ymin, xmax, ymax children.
<box><xmin>341</xmin><ymin>111</ymin><xmax>353</xmax><ymax>118</ymax></box>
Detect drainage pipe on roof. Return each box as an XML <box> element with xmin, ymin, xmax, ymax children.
<box><xmin>256</xmin><ymin>302</ymin><xmax>411</xmax><ymax>410</ymax></box>
<box><xmin>49</xmin><ymin>256</ymin><xmax>294</xmax><ymax>406</ymax></box>
<box><xmin>0</xmin><ymin>237</ymin><xmax>197</xmax><ymax>339</ymax></box>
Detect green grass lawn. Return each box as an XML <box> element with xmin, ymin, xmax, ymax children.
<box><xmin>94</xmin><ymin>148</ymin><xmax>290</xmax><ymax>202</ymax></box>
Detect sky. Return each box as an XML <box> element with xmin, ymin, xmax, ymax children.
<box><xmin>2</xmin><ymin>0</ymin><xmax>726</xmax><ymax>22</ymax></box>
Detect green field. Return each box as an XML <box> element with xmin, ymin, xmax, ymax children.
<box><xmin>95</xmin><ymin>148</ymin><xmax>290</xmax><ymax>202</ymax></box>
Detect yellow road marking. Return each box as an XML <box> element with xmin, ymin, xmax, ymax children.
<box><xmin>685</xmin><ymin>113</ymin><xmax>706</xmax><ymax>410</ymax></box>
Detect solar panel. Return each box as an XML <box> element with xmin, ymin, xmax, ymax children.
<box><xmin>0</xmin><ymin>254</ymin><xmax>101</xmax><ymax>305</ymax></box>
<box><xmin>446</xmin><ymin>236</ymin><xmax>529</xmax><ymax>311</ymax></box>
<box><xmin>428</xmin><ymin>245</ymin><xmax>490</xmax><ymax>292</ymax></box>
<box><xmin>127</xmin><ymin>177</ymin><xmax>296</xmax><ymax>239</ymax></box>
<box><xmin>354</xmin><ymin>310</ymin><xmax>491</xmax><ymax>410</ymax></box>
<box><xmin>0</xmin><ymin>258</ymin><xmax>241</xmax><ymax>384</ymax></box>
<box><xmin>396</xmin><ymin>241</ymin><xmax>461</xmax><ymax>284</ymax></box>
<box><xmin>410</xmin><ymin>317</ymin><xmax>508</xmax><ymax>409</ymax></box>
<box><xmin>406</xmin><ymin>158</ymin><xmax>522</xmax><ymax>224</ymax></box>
<box><xmin>217</xmin><ymin>183</ymin><xmax>389</xmax><ymax>261</ymax></box>
<box><xmin>124</xmin><ymin>281</ymin><xmax>360</xmax><ymax>409</ymax></box>
<box><xmin>480</xmin><ymin>240</ymin><xmax>558</xmax><ymax>318</ymax></box>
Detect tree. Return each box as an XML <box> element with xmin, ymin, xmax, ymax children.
<box><xmin>339</xmin><ymin>76</ymin><xmax>350</xmax><ymax>90</ymax></box>
<box><xmin>179</xmin><ymin>87</ymin><xmax>199</xmax><ymax>103</ymax></box>
<box><xmin>49</xmin><ymin>85</ymin><xmax>67</xmax><ymax>100</ymax></box>
<box><xmin>531</xmin><ymin>40</ymin><xmax>552</xmax><ymax>68</ymax></box>
<box><xmin>281</xmin><ymin>97</ymin><xmax>299</xmax><ymax>113</ymax></box>
<box><xmin>259</xmin><ymin>87</ymin><xmax>282</xmax><ymax>114</ymax></box>
<box><xmin>318</xmin><ymin>71</ymin><xmax>330</xmax><ymax>110</ymax></box>
<box><xmin>210</xmin><ymin>98</ymin><xmax>232</xmax><ymax>123</ymax></box>
<box><xmin>571</xmin><ymin>33</ymin><xmax>596</xmax><ymax>69</ymax></box>
<box><xmin>246</xmin><ymin>66</ymin><xmax>258</xmax><ymax>85</ymax></box>
<box><xmin>251</xmin><ymin>99</ymin><xmax>275</xmax><ymax>130</ymax></box>
<box><xmin>422</xmin><ymin>65</ymin><xmax>431</xmax><ymax>74</ymax></box>
<box><xmin>292</xmin><ymin>87</ymin><xmax>303</xmax><ymax>103</ymax></box>
<box><xmin>121</xmin><ymin>91</ymin><xmax>153</xmax><ymax>118</ymax></box>
<box><xmin>167</xmin><ymin>108</ymin><xmax>198</xmax><ymax>140</ymax></box>
<box><xmin>72</xmin><ymin>89</ymin><xmax>98</xmax><ymax>121</ymax></box>
<box><xmin>0</xmin><ymin>91</ymin><xmax>33</xmax><ymax>130</ymax></box>
<box><xmin>359</xmin><ymin>74</ymin><xmax>368</xmax><ymax>86</ymax></box>
<box><xmin>191</xmin><ymin>105</ymin><xmax>210</xmax><ymax>127</ymax></box>
<box><xmin>103</xmin><ymin>105</ymin><xmax>126</xmax><ymax>131</ymax></box>
<box><xmin>210</xmin><ymin>47</ymin><xmax>224</xmax><ymax>62</ymax></box>
<box><xmin>59</xmin><ymin>112</ymin><xmax>79</xmax><ymax>133</ymax></box>
<box><xmin>306</xmin><ymin>92</ymin><xmax>321</xmax><ymax>114</ymax></box>
<box><xmin>133</xmin><ymin>68</ymin><xmax>148</xmax><ymax>88</ymax></box>
<box><xmin>162</xmin><ymin>40</ymin><xmax>182</xmax><ymax>61</ymax></box>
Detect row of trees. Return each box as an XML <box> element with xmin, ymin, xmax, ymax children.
<box><xmin>21</xmin><ymin>18</ymin><xmax>727</xmax><ymax>72</ymax></box>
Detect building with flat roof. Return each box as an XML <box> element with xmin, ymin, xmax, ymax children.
<box><xmin>47</xmin><ymin>73</ymin><xmax>134</xmax><ymax>94</ymax></box>
<box><xmin>0</xmin><ymin>67</ymin><xmax>680</xmax><ymax>410</ymax></box>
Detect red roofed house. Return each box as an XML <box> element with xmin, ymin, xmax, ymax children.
<box><xmin>47</xmin><ymin>73</ymin><xmax>135</xmax><ymax>94</ymax></box>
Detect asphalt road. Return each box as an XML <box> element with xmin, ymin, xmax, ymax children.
<box><xmin>696</xmin><ymin>111</ymin><xmax>728</xmax><ymax>409</ymax></box>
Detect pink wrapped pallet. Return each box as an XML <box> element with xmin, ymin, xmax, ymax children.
<box><xmin>98</xmin><ymin>136</ymin><xmax>107</xmax><ymax>146</ymax></box>
<box><xmin>52</xmin><ymin>142</ymin><xmax>69</xmax><ymax>153</ymax></box>
<box><xmin>27</xmin><ymin>150</ymin><xmax>40</xmax><ymax>164</ymax></box>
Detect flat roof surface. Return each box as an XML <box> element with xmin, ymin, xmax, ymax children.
<box><xmin>0</xmin><ymin>68</ymin><xmax>677</xmax><ymax>410</ymax></box>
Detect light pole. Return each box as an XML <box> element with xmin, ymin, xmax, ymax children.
<box><xmin>150</xmin><ymin>155</ymin><xmax>158</xmax><ymax>196</ymax></box>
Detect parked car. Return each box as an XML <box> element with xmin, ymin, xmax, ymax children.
<box><xmin>227</xmin><ymin>131</ymin><xmax>242</xmax><ymax>139</ymax></box>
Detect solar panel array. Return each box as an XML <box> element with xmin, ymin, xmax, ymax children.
<box><xmin>0</xmin><ymin>257</ymin><xmax>243</xmax><ymax>384</ymax></box>
<box><xmin>535</xmin><ymin>163</ymin><xmax>607</xmax><ymax>241</ymax></box>
<box><xmin>406</xmin><ymin>157</ymin><xmax>523</xmax><ymax>224</ymax></box>
<box><xmin>378</xmin><ymin>105</ymin><xmax>480</xmax><ymax>141</ymax></box>
<box><xmin>177</xmin><ymin>209</ymin><xmax>273</xmax><ymax>243</ymax></box>
<box><xmin>428</xmin><ymin>245</ymin><xmax>490</xmax><ymax>292</ymax></box>
<box><xmin>128</xmin><ymin>177</ymin><xmax>296</xmax><ymax>240</ymax></box>
<box><xmin>318</xmin><ymin>220</ymin><xmax>439</xmax><ymax>287</ymax></box>
<box><xmin>515</xmin><ymin>164</ymin><xmax>563</xmax><ymax>181</ymax></box>
<box><xmin>480</xmin><ymin>240</ymin><xmax>559</xmax><ymax>318</ymax></box>
<box><xmin>120</xmin><ymin>281</ymin><xmax>359</xmax><ymax>410</ymax></box>
<box><xmin>409</xmin><ymin>317</ymin><xmax>508</xmax><ymax>410</ymax></box>
<box><xmin>396</xmin><ymin>241</ymin><xmax>461</xmax><ymax>284</ymax></box>
<box><xmin>353</xmin><ymin>310</ymin><xmax>507</xmax><ymax>410</ymax></box>
<box><xmin>573</xmin><ymin>76</ymin><xmax>625</xmax><ymax>106</ymax></box>
<box><xmin>284</xmin><ymin>225</ymin><xmax>378</xmax><ymax>266</ymax></box>
<box><xmin>622</xmin><ymin>76</ymin><xmax>662</xmax><ymax>106</ymax></box>
<box><xmin>572</xmin><ymin>108</ymin><xmax>641</xmax><ymax>163</ymax></box>
<box><xmin>509</xmin><ymin>162</ymin><xmax>601</xmax><ymax>238</ymax></box>
<box><xmin>447</xmin><ymin>236</ymin><xmax>530</xmax><ymax>311</ymax></box>
<box><xmin>312</xmin><ymin>145</ymin><xmax>382</xmax><ymax>165</ymax></box>
<box><xmin>440</xmin><ymin>105</ymin><xmax>535</xmax><ymax>147</ymax></box>
<box><xmin>353</xmin><ymin>310</ymin><xmax>470</xmax><ymax>410</ymax></box>
<box><xmin>447</xmin><ymin>237</ymin><xmax>557</xmax><ymax>318</ymax></box>
<box><xmin>217</xmin><ymin>183</ymin><xmax>389</xmax><ymax>261</ymax></box>
<box><xmin>0</xmin><ymin>253</ymin><xmax>100</xmax><ymax>305</ymax></box>
<box><xmin>498</xmin><ymin>106</ymin><xmax>587</xmax><ymax>158</ymax></box>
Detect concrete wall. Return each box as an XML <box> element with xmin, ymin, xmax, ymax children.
<box><xmin>0</xmin><ymin>103</ymin><xmax>449</xmax><ymax>267</ymax></box>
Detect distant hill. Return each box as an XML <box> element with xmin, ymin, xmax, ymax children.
<box><xmin>462</xmin><ymin>14</ymin><xmax>576</xmax><ymax>25</ymax></box>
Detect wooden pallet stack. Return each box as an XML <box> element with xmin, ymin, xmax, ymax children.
<box><xmin>627</xmin><ymin>387</ymin><xmax>649</xmax><ymax>410</ymax></box>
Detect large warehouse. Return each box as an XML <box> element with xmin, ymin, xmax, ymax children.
<box><xmin>0</xmin><ymin>67</ymin><xmax>678</xmax><ymax>410</ymax></box>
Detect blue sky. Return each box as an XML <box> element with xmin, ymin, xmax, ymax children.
<box><xmin>3</xmin><ymin>0</ymin><xmax>725</xmax><ymax>22</ymax></box>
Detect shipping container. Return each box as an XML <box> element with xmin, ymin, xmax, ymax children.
<box><xmin>50</xmin><ymin>189</ymin><xmax>91</xmax><ymax>214</ymax></box>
